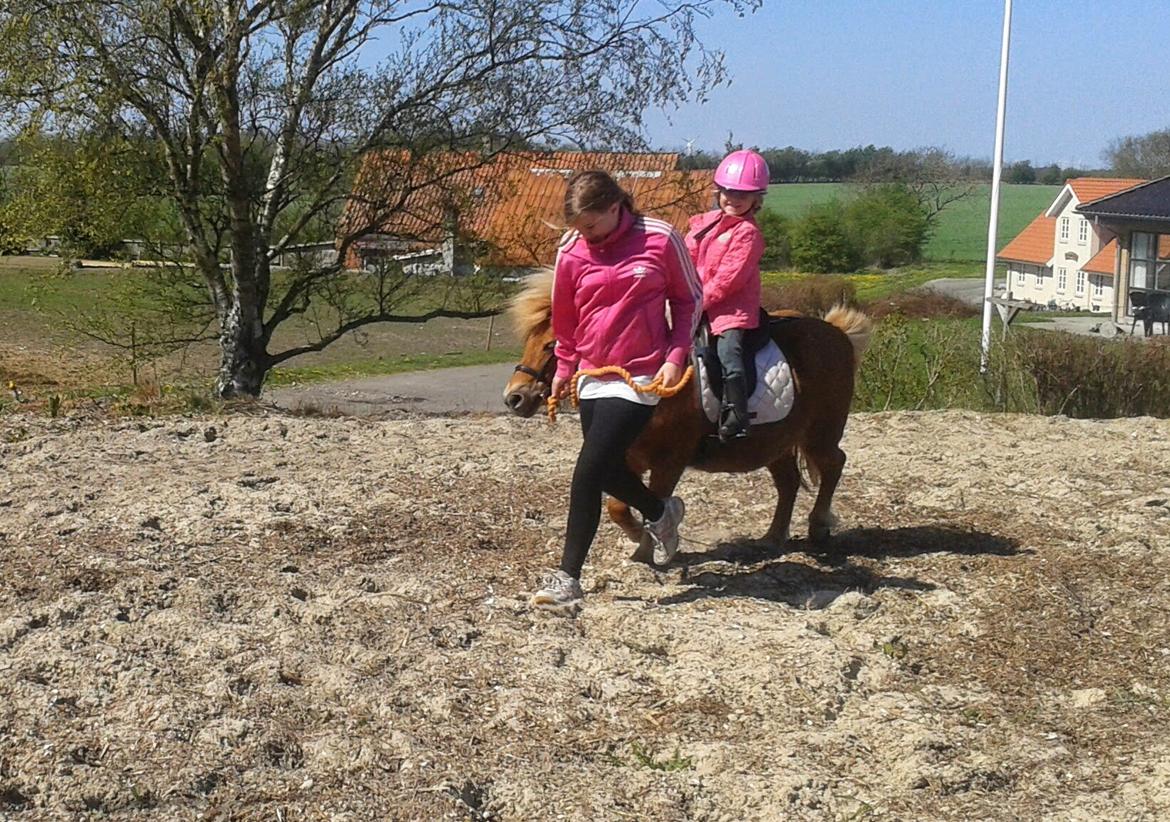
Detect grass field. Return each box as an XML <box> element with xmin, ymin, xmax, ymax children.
<box><xmin>0</xmin><ymin>257</ymin><xmax>520</xmax><ymax>401</ymax></box>
<box><xmin>764</xmin><ymin>182</ymin><xmax>1061</xmax><ymax>262</ymax></box>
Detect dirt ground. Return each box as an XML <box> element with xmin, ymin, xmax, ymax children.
<box><xmin>2</xmin><ymin>407</ymin><xmax>1170</xmax><ymax>821</ymax></box>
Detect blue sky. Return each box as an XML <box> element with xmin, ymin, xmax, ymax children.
<box><xmin>642</xmin><ymin>1</ymin><xmax>1169</xmax><ymax>167</ymax></box>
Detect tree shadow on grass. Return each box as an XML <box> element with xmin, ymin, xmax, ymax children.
<box><xmin>658</xmin><ymin>524</ymin><xmax>1021</xmax><ymax>609</ymax></box>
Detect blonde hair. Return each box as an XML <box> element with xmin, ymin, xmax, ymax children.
<box><xmin>563</xmin><ymin>170</ymin><xmax>638</xmax><ymax>223</ymax></box>
<box><xmin>715</xmin><ymin>188</ymin><xmax>765</xmax><ymax>215</ymax></box>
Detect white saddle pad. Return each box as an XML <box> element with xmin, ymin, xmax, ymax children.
<box><xmin>698</xmin><ymin>340</ymin><xmax>796</xmax><ymax>427</ymax></box>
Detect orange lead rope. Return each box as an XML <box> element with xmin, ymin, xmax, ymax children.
<box><xmin>546</xmin><ymin>364</ymin><xmax>694</xmax><ymax>422</ymax></box>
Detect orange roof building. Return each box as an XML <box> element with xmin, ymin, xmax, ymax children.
<box><xmin>1067</xmin><ymin>178</ymin><xmax>1146</xmax><ymax>205</ymax></box>
<box><xmin>1076</xmin><ymin>175</ymin><xmax>1170</xmax><ymax>329</ymax></box>
<box><xmin>997</xmin><ymin>177</ymin><xmax>1147</xmax><ymax>313</ymax></box>
<box><xmin>340</xmin><ymin>151</ymin><xmax>710</xmax><ymax>271</ymax></box>
<box><xmin>997</xmin><ymin>215</ymin><xmax>1056</xmax><ymax>266</ymax></box>
<box><xmin>1081</xmin><ymin>240</ymin><xmax>1117</xmax><ymax>275</ymax></box>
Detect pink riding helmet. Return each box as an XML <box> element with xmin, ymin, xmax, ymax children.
<box><xmin>713</xmin><ymin>149</ymin><xmax>770</xmax><ymax>192</ymax></box>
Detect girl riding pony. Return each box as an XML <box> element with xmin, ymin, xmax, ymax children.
<box><xmin>685</xmin><ymin>149</ymin><xmax>770</xmax><ymax>443</ymax></box>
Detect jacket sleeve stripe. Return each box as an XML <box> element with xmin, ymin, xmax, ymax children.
<box><xmin>645</xmin><ymin>219</ymin><xmax>703</xmax><ymax>337</ymax></box>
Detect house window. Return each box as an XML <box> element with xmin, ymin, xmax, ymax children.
<box><xmin>1015</xmin><ymin>268</ymin><xmax>1026</xmax><ymax>286</ymax></box>
<box><xmin>1078</xmin><ymin>219</ymin><xmax>1088</xmax><ymax>244</ymax></box>
<box><xmin>1075</xmin><ymin>270</ymin><xmax>1086</xmax><ymax>295</ymax></box>
<box><xmin>1129</xmin><ymin>232</ymin><xmax>1170</xmax><ymax>292</ymax></box>
<box><xmin>1034</xmin><ymin>266</ymin><xmax>1046</xmax><ymax>289</ymax></box>
<box><xmin>1092</xmin><ymin>276</ymin><xmax>1104</xmax><ymax>297</ymax></box>
<box><xmin>1060</xmin><ymin>217</ymin><xmax>1069</xmax><ymax>241</ymax></box>
<box><xmin>1057</xmin><ymin>267</ymin><xmax>1067</xmax><ymax>292</ymax></box>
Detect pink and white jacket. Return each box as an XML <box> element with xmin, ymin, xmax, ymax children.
<box><xmin>551</xmin><ymin>208</ymin><xmax>702</xmax><ymax>382</ymax></box>
<box><xmin>685</xmin><ymin>209</ymin><xmax>765</xmax><ymax>335</ymax></box>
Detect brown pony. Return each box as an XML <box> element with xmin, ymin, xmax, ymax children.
<box><xmin>503</xmin><ymin>269</ymin><xmax>872</xmax><ymax>562</ymax></box>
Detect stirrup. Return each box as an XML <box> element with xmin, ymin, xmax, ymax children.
<box><xmin>717</xmin><ymin>407</ymin><xmax>748</xmax><ymax>443</ymax></box>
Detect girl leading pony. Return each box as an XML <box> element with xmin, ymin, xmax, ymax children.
<box><xmin>505</xmin><ymin>270</ymin><xmax>872</xmax><ymax>561</ymax></box>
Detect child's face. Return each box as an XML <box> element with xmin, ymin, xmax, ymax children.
<box><xmin>718</xmin><ymin>188</ymin><xmax>760</xmax><ymax>217</ymax></box>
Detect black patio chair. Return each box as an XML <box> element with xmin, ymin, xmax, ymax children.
<box><xmin>1130</xmin><ymin>291</ymin><xmax>1152</xmax><ymax>336</ymax></box>
<box><xmin>1147</xmin><ymin>292</ymin><xmax>1170</xmax><ymax>336</ymax></box>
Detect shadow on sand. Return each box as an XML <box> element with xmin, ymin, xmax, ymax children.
<box><xmin>657</xmin><ymin>524</ymin><xmax>1022</xmax><ymax>609</ymax></box>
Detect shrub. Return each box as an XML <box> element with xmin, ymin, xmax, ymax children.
<box><xmin>853</xmin><ymin>315</ymin><xmax>982</xmax><ymax>411</ymax></box>
<box><xmin>0</xmin><ymin>223</ymin><xmax>25</xmax><ymax>255</ymax></box>
<box><xmin>863</xmin><ymin>288</ymin><xmax>979</xmax><ymax>321</ymax></box>
<box><xmin>851</xmin><ymin>317</ymin><xmax>1170</xmax><ymax>418</ymax></box>
<box><xmin>762</xmin><ymin>276</ymin><xmax>858</xmax><ymax>315</ymax></box>
<box><xmin>845</xmin><ymin>184</ymin><xmax>930</xmax><ymax>268</ymax></box>
<box><xmin>756</xmin><ymin>208</ymin><xmax>791</xmax><ymax>270</ymax></box>
<box><xmin>1006</xmin><ymin>332</ymin><xmax>1170</xmax><ymax>418</ymax></box>
<box><xmin>786</xmin><ymin>185</ymin><xmax>930</xmax><ymax>273</ymax></box>
<box><xmin>790</xmin><ymin>201</ymin><xmax>859</xmax><ymax>273</ymax></box>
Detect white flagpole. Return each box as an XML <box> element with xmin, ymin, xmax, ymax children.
<box><xmin>980</xmin><ymin>0</ymin><xmax>1013</xmax><ymax>372</ymax></box>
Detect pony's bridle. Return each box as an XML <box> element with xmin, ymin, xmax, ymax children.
<box><xmin>512</xmin><ymin>339</ymin><xmax>557</xmax><ymax>395</ymax></box>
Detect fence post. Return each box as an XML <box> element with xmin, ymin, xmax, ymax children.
<box><xmin>130</xmin><ymin>321</ymin><xmax>138</xmax><ymax>386</ymax></box>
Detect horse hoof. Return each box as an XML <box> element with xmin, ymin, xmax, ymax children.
<box><xmin>809</xmin><ymin>525</ymin><xmax>831</xmax><ymax>544</ymax></box>
<box><xmin>761</xmin><ymin>529</ymin><xmax>790</xmax><ymax>548</ymax></box>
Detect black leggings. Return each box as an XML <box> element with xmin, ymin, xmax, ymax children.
<box><xmin>560</xmin><ymin>397</ymin><xmax>666</xmax><ymax>578</ymax></box>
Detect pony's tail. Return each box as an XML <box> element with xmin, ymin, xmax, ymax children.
<box><xmin>823</xmin><ymin>304</ymin><xmax>873</xmax><ymax>371</ymax></box>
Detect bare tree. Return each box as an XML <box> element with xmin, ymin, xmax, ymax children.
<box><xmin>0</xmin><ymin>0</ymin><xmax>755</xmax><ymax>397</ymax></box>
<box><xmin>854</xmin><ymin>147</ymin><xmax>978</xmax><ymax>234</ymax></box>
<box><xmin>1105</xmin><ymin>128</ymin><xmax>1170</xmax><ymax>178</ymax></box>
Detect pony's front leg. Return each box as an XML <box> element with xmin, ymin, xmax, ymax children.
<box><xmin>607</xmin><ymin>497</ymin><xmax>643</xmax><ymax>544</ymax></box>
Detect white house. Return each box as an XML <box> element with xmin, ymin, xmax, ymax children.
<box><xmin>1077</xmin><ymin>175</ymin><xmax>1170</xmax><ymax>332</ymax></box>
<box><xmin>997</xmin><ymin>178</ymin><xmax>1145</xmax><ymax>312</ymax></box>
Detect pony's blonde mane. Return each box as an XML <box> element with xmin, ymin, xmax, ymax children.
<box><xmin>508</xmin><ymin>267</ymin><xmax>554</xmax><ymax>339</ymax></box>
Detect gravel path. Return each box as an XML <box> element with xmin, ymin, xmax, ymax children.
<box><xmin>2</xmin><ymin>409</ymin><xmax>1169</xmax><ymax>819</ymax></box>
<box><xmin>265</xmin><ymin>362</ymin><xmax>519</xmax><ymax>417</ymax></box>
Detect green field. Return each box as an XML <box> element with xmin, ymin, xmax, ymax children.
<box><xmin>0</xmin><ymin>257</ymin><xmax>519</xmax><ymax>402</ymax></box>
<box><xmin>764</xmin><ymin>183</ymin><xmax>1061</xmax><ymax>262</ymax></box>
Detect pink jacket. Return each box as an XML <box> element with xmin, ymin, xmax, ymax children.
<box><xmin>685</xmin><ymin>209</ymin><xmax>764</xmax><ymax>335</ymax></box>
<box><xmin>551</xmin><ymin>208</ymin><xmax>702</xmax><ymax>382</ymax></box>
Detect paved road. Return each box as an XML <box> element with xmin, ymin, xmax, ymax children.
<box><xmin>919</xmin><ymin>277</ymin><xmax>1005</xmax><ymax>305</ymax></box>
<box><xmin>266</xmin><ymin>362</ymin><xmax>519</xmax><ymax>417</ymax></box>
<box><xmin>921</xmin><ymin>277</ymin><xmax>1117</xmax><ymax>337</ymax></box>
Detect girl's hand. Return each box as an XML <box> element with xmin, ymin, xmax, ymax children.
<box><xmin>550</xmin><ymin>375</ymin><xmax>568</xmax><ymax>400</ymax></box>
<box><xmin>655</xmin><ymin>361</ymin><xmax>682</xmax><ymax>388</ymax></box>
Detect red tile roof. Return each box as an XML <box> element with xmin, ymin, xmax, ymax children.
<box><xmin>997</xmin><ymin>214</ymin><xmax>1056</xmax><ymax>265</ymax></box>
<box><xmin>341</xmin><ymin>151</ymin><xmax>710</xmax><ymax>268</ymax></box>
<box><xmin>1068</xmin><ymin>177</ymin><xmax>1146</xmax><ymax>204</ymax></box>
<box><xmin>1082</xmin><ymin>240</ymin><xmax>1117</xmax><ymax>275</ymax></box>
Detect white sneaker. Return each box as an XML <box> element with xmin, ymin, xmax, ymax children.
<box><xmin>530</xmin><ymin>570</ymin><xmax>584</xmax><ymax>612</ymax></box>
<box><xmin>645</xmin><ymin>496</ymin><xmax>685</xmax><ymax>565</ymax></box>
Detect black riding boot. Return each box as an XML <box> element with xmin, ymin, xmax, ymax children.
<box><xmin>718</xmin><ymin>377</ymin><xmax>749</xmax><ymax>443</ymax></box>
